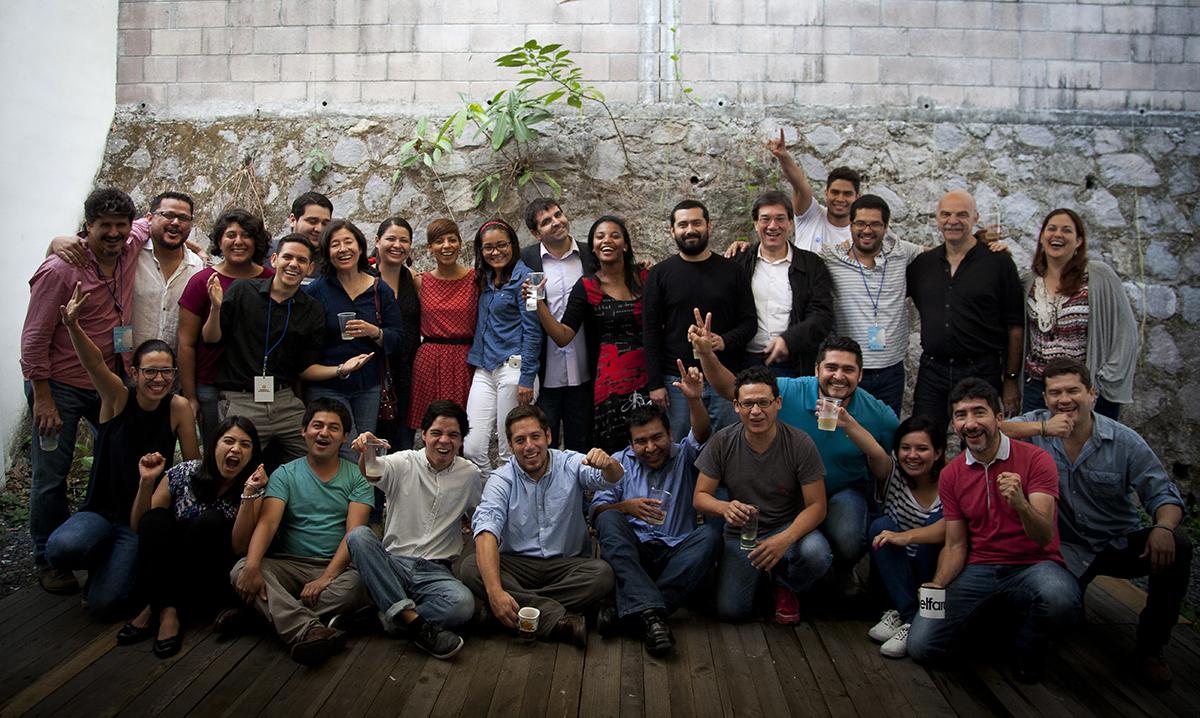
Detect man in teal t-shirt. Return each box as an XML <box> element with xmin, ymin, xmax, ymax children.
<box><xmin>230</xmin><ymin>398</ymin><xmax>374</xmax><ymax>665</ymax></box>
<box><xmin>694</xmin><ymin>331</ymin><xmax>897</xmax><ymax>587</ymax></box>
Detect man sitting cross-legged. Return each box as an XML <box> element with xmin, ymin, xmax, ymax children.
<box><xmin>694</xmin><ymin>366</ymin><xmax>831</xmax><ymax>624</ymax></box>
<box><xmin>460</xmin><ymin>405</ymin><xmax>621</xmax><ymax>647</ymax></box>
<box><xmin>346</xmin><ymin>400</ymin><xmax>482</xmax><ymax>660</ymax></box>
<box><xmin>228</xmin><ymin>398</ymin><xmax>373</xmax><ymax>665</ymax></box>
<box><xmin>591</xmin><ymin>361</ymin><xmax>723</xmax><ymax>656</ymax></box>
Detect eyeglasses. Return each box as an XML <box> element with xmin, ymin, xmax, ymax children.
<box><xmin>481</xmin><ymin>244</ymin><xmax>510</xmax><ymax>254</ymax></box>
<box><xmin>735</xmin><ymin>398</ymin><xmax>774</xmax><ymax>410</ymax></box>
<box><xmin>153</xmin><ymin>210</ymin><xmax>193</xmax><ymax>223</ymax></box>
<box><xmin>136</xmin><ymin>367</ymin><xmax>178</xmax><ymax>379</ymax></box>
<box><xmin>850</xmin><ymin>221</ymin><xmax>886</xmax><ymax>231</ymax></box>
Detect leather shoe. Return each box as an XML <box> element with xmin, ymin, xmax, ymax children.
<box><xmin>596</xmin><ymin>605</ymin><xmax>620</xmax><ymax>638</ymax></box>
<box><xmin>116</xmin><ymin>622</ymin><xmax>155</xmax><ymax>646</ymax></box>
<box><xmin>39</xmin><ymin>567</ymin><xmax>80</xmax><ymax>595</ymax></box>
<box><xmin>640</xmin><ymin>610</ymin><xmax>674</xmax><ymax>657</ymax></box>
<box><xmin>551</xmin><ymin>613</ymin><xmax>588</xmax><ymax>648</ymax></box>
<box><xmin>153</xmin><ymin>634</ymin><xmax>183</xmax><ymax>659</ymax></box>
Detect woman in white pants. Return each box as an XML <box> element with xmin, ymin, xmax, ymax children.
<box><xmin>463</xmin><ymin>219</ymin><xmax>541</xmax><ymax>472</ymax></box>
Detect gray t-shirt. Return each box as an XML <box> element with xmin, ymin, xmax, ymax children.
<box><xmin>695</xmin><ymin>423</ymin><xmax>825</xmax><ymax>537</ymax></box>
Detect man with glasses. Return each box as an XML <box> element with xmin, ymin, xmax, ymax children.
<box><xmin>693</xmin><ymin>366</ymin><xmax>830</xmax><ymax>623</ymax></box>
<box><xmin>820</xmin><ymin>195</ymin><xmax>923</xmax><ymax>416</ymax></box>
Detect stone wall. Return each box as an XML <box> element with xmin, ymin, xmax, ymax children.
<box><xmin>115</xmin><ymin>0</ymin><xmax>1200</xmax><ymax>114</ymax></box>
<box><xmin>95</xmin><ymin>105</ymin><xmax>1199</xmax><ymax>490</ymax></box>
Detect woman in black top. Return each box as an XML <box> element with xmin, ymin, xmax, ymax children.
<box><xmin>45</xmin><ymin>283</ymin><xmax>200</xmax><ymax>619</ymax></box>
<box><xmin>372</xmin><ymin>216</ymin><xmax>421</xmax><ymax>452</ymax></box>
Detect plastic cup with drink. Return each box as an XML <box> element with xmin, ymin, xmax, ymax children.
<box><xmin>337</xmin><ymin>312</ymin><xmax>356</xmax><ymax>340</ymax></box>
<box><xmin>646</xmin><ymin>487</ymin><xmax>670</xmax><ymax>526</ymax></box>
<box><xmin>525</xmin><ymin>272</ymin><xmax>545</xmax><ymax>311</ymax></box>
<box><xmin>362</xmin><ymin>438</ymin><xmax>389</xmax><ymax>478</ymax></box>
<box><xmin>739</xmin><ymin>505</ymin><xmax>759</xmax><ymax>551</ymax></box>
<box><xmin>817</xmin><ymin>396</ymin><xmax>842</xmax><ymax>432</ymax></box>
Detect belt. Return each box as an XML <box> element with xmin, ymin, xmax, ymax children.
<box><xmin>423</xmin><ymin>337</ymin><xmax>473</xmax><ymax>345</ymax></box>
<box><xmin>921</xmin><ymin>351</ymin><xmax>999</xmax><ymax>365</ymax></box>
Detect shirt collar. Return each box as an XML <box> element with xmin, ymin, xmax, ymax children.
<box><xmin>965</xmin><ymin>431</ymin><xmax>1011</xmax><ymax>467</ymax></box>
<box><xmin>540</xmin><ymin>239</ymin><xmax>580</xmax><ymax>260</ymax></box>
<box><xmin>756</xmin><ymin>244</ymin><xmax>792</xmax><ymax>265</ymax></box>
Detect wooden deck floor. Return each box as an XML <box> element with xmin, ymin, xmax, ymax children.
<box><xmin>0</xmin><ymin>577</ymin><xmax>1196</xmax><ymax>717</ymax></box>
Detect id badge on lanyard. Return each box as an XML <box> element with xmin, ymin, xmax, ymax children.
<box><xmin>113</xmin><ymin>325</ymin><xmax>134</xmax><ymax>353</ymax></box>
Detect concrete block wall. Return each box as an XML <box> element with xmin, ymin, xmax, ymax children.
<box><xmin>115</xmin><ymin>0</ymin><xmax>1200</xmax><ymax>115</ymax></box>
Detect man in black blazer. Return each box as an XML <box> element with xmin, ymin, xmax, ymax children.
<box><xmin>520</xmin><ymin>199</ymin><xmax>595</xmax><ymax>452</ymax></box>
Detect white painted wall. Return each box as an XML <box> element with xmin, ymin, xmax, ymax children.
<box><xmin>0</xmin><ymin>0</ymin><xmax>119</xmax><ymax>471</ymax></box>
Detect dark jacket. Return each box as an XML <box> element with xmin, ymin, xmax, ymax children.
<box><xmin>520</xmin><ymin>240</ymin><xmax>596</xmax><ymax>384</ymax></box>
<box><xmin>732</xmin><ymin>243</ymin><xmax>835</xmax><ymax>374</ymax></box>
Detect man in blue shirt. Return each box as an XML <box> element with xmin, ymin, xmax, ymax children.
<box><xmin>693</xmin><ymin>329</ymin><xmax>898</xmax><ymax>590</ymax></box>
<box><xmin>591</xmin><ymin>363</ymin><xmax>722</xmax><ymax>656</ymax></box>
<box><xmin>1002</xmin><ymin>358</ymin><xmax>1190</xmax><ymax>689</ymax></box>
<box><xmin>460</xmin><ymin>405</ymin><xmax>622</xmax><ymax>646</ymax></box>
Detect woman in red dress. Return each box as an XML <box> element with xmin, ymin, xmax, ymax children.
<box><xmin>407</xmin><ymin>218</ymin><xmax>477</xmax><ymax>429</ymax></box>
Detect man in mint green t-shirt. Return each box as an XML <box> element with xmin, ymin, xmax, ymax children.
<box><xmin>230</xmin><ymin>398</ymin><xmax>374</xmax><ymax>665</ymax></box>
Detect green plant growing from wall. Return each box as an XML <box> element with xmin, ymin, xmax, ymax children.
<box><xmin>668</xmin><ymin>26</ymin><xmax>699</xmax><ymax>105</ymax></box>
<box><xmin>397</xmin><ymin>40</ymin><xmax>629</xmax><ymax>210</ymax></box>
<box><xmin>305</xmin><ymin>148</ymin><xmax>331</xmax><ymax>183</ymax></box>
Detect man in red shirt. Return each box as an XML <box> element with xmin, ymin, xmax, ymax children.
<box><xmin>907</xmin><ymin>378</ymin><xmax>1080</xmax><ymax>682</ymax></box>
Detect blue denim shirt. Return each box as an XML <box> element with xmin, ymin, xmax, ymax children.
<box><xmin>591</xmin><ymin>432</ymin><xmax>704</xmax><ymax>547</ymax></box>
<box><xmin>1018</xmin><ymin>409</ymin><xmax>1184</xmax><ymax>577</ymax></box>
<box><xmin>472</xmin><ymin>449</ymin><xmax>610</xmax><ymax>558</ymax></box>
<box><xmin>466</xmin><ymin>260</ymin><xmax>541</xmax><ymax>388</ymax></box>
<box><xmin>303</xmin><ymin>276</ymin><xmax>402</xmax><ymax>392</ymax></box>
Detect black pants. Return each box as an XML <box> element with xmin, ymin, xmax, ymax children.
<box><xmin>137</xmin><ymin>507</ymin><xmax>238</xmax><ymax>620</ymax></box>
<box><xmin>536</xmin><ymin>382</ymin><xmax>593</xmax><ymax>452</ymax></box>
<box><xmin>912</xmin><ymin>353</ymin><xmax>1002</xmax><ymax>429</ymax></box>
<box><xmin>1078</xmin><ymin>527</ymin><xmax>1192</xmax><ymax>654</ymax></box>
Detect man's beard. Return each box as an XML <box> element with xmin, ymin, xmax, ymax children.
<box><xmin>675</xmin><ymin>231</ymin><xmax>710</xmax><ymax>256</ymax></box>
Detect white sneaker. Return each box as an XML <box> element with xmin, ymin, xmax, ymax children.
<box><xmin>868</xmin><ymin>610</ymin><xmax>903</xmax><ymax>642</ymax></box>
<box><xmin>880</xmin><ymin>624</ymin><xmax>909</xmax><ymax>659</ymax></box>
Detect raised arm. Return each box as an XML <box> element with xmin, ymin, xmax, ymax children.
<box><xmin>130</xmin><ymin>452</ymin><xmax>167</xmax><ymax>531</ymax></box>
<box><xmin>689</xmin><ymin>310</ymin><xmax>735</xmax><ymax>401</ymax></box>
<box><xmin>60</xmin><ymin>282</ymin><xmax>126</xmax><ymax>408</ymax></box>
<box><xmin>672</xmin><ymin>359</ymin><xmax>711</xmax><ymax>444</ymax></box>
<box><xmin>202</xmin><ymin>273</ymin><xmax>225</xmax><ymax>343</ymax></box>
<box><xmin>997</xmin><ymin>472</ymin><xmax>1057</xmax><ymax>547</ymax></box>
<box><xmin>231</xmin><ymin>464</ymin><xmax>269</xmax><ymax>556</ymax></box>
<box><xmin>833</xmin><ymin>402</ymin><xmax>893</xmax><ymax>485</ymax></box>
<box><xmin>767</xmin><ymin>128</ymin><xmax>815</xmax><ymax>216</ymax></box>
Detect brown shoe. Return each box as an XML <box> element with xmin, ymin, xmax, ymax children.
<box><xmin>1138</xmin><ymin>652</ymin><xmax>1173</xmax><ymax>690</ymax></box>
<box><xmin>550</xmin><ymin>613</ymin><xmax>587</xmax><ymax>648</ymax></box>
<box><xmin>290</xmin><ymin>625</ymin><xmax>347</xmax><ymax>665</ymax></box>
<box><xmin>39</xmin><ymin>567</ymin><xmax>80</xmax><ymax>595</ymax></box>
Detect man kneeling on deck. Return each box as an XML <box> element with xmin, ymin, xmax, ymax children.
<box><xmin>1003</xmin><ymin>358</ymin><xmax>1191</xmax><ymax>689</ymax></box>
<box><xmin>347</xmin><ymin>400</ymin><xmax>481</xmax><ymax>660</ymax></box>
<box><xmin>694</xmin><ymin>367</ymin><xmax>831</xmax><ymax>624</ymax></box>
<box><xmin>907</xmin><ymin>379</ymin><xmax>1080</xmax><ymax>683</ymax></box>
<box><xmin>591</xmin><ymin>363</ymin><xmax>723</xmax><ymax>656</ymax></box>
<box><xmin>229</xmin><ymin>398</ymin><xmax>373</xmax><ymax>665</ymax></box>
<box><xmin>461</xmin><ymin>405</ymin><xmax>621</xmax><ymax>647</ymax></box>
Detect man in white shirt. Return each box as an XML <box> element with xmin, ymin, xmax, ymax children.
<box><xmin>347</xmin><ymin>400</ymin><xmax>481</xmax><ymax>659</ymax></box>
<box><xmin>132</xmin><ymin>192</ymin><xmax>205</xmax><ymax>350</ymax></box>
<box><xmin>520</xmin><ymin>198</ymin><xmax>594</xmax><ymax>452</ymax></box>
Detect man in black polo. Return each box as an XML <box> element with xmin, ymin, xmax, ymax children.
<box><xmin>643</xmin><ymin>200</ymin><xmax>757</xmax><ymax>441</ymax></box>
<box><xmin>907</xmin><ymin>190</ymin><xmax>1024</xmax><ymax>427</ymax></box>
<box><xmin>730</xmin><ymin>190</ymin><xmax>833</xmax><ymax>377</ymax></box>
<box><xmin>520</xmin><ymin>198</ymin><xmax>594</xmax><ymax>452</ymax></box>
<box><xmin>203</xmin><ymin>234</ymin><xmax>372</xmax><ymax>465</ymax></box>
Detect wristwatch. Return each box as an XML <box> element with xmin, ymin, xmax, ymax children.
<box><xmin>1004</xmin><ymin>371</ymin><xmax>1019</xmax><ymax>381</ymax></box>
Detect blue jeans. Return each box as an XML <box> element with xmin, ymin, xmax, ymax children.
<box><xmin>715</xmin><ymin>526</ymin><xmax>833</xmax><ymax>621</ymax></box>
<box><xmin>907</xmin><ymin>561</ymin><xmax>1081</xmax><ymax>666</ymax></box>
<box><xmin>663</xmin><ymin>374</ymin><xmax>738</xmax><ymax>443</ymax></box>
<box><xmin>345</xmin><ymin>526</ymin><xmax>475</xmax><ymax>629</ymax></box>
<box><xmin>46</xmin><ymin>511</ymin><xmax>139</xmax><ymax>619</ymax></box>
<box><xmin>595</xmin><ymin>510</ymin><xmax>722</xmax><ymax>618</ymax></box>
<box><xmin>869</xmin><ymin>513</ymin><xmax>942</xmax><ymax>623</ymax></box>
<box><xmin>1023</xmin><ymin>377</ymin><xmax>1121</xmax><ymax>421</ymax></box>
<box><xmin>536</xmin><ymin>382</ymin><xmax>593</xmax><ymax>452</ymax></box>
<box><xmin>305</xmin><ymin>385</ymin><xmax>381</xmax><ymax>460</ymax></box>
<box><xmin>26</xmin><ymin>380</ymin><xmax>100</xmax><ymax>566</ymax></box>
<box><xmin>821</xmin><ymin>486</ymin><xmax>871</xmax><ymax>571</ymax></box>
<box><xmin>859</xmin><ymin>361</ymin><xmax>905</xmax><ymax>418</ymax></box>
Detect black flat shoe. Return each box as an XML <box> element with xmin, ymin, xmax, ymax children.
<box><xmin>153</xmin><ymin>634</ymin><xmax>182</xmax><ymax>658</ymax></box>
<box><xmin>116</xmin><ymin>622</ymin><xmax>154</xmax><ymax>646</ymax></box>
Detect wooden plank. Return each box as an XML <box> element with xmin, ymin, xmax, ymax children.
<box><xmin>187</xmin><ymin>636</ymin><xmax>296</xmax><ymax>717</ymax></box>
<box><xmin>486</xmin><ymin>639</ymin><xmax>535</xmax><ymax>718</ymax></box>
<box><xmin>925</xmin><ymin>669</ymin><xmax>1012</xmax><ymax>718</ymax></box>
<box><xmin>579</xmin><ymin>633</ymin><xmax>621</xmax><ymax>718</ymax></box>
<box><xmin>617</xmin><ymin>636</ymin><xmax>644</xmax><ymax>718</ymax></box>
<box><xmin>1063</xmin><ymin>620</ymin><xmax>1200</xmax><ymax>716</ymax></box>
<box><xmin>1050</xmin><ymin>633</ymin><xmax>1159</xmax><ymax>718</ymax></box>
<box><xmin>791</xmin><ymin>622</ymin><xmax>854</xmax><ymax>718</ymax></box>
<box><xmin>661</xmin><ymin>617</ymin><xmax>696</xmax><ymax>718</ymax></box>
<box><xmin>640</xmin><ymin>636</ymin><xmax>671</xmax><ymax>718</ymax></box>
<box><xmin>363</xmin><ymin>635</ymin><xmax>430</xmax><ymax>714</ymax></box>
<box><xmin>0</xmin><ymin>623</ymin><xmax>120</xmax><ymax>718</ymax></box>
<box><xmin>735</xmin><ymin>623</ymin><xmax>790</xmax><ymax>718</ymax></box>
<box><xmin>154</xmin><ymin>634</ymin><xmax>265</xmax><ymax>718</ymax></box>
<box><xmin>516</xmin><ymin>640</ymin><xmax>558</xmax><ymax>718</ymax></box>
<box><xmin>427</xmin><ymin>637</ymin><xmax>484</xmax><ymax>718</ymax></box>
<box><xmin>972</xmin><ymin>662</ymin><xmax>1092</xmax><ymax>718</ymax></box>
<box><xmin>1093</xmin><ymin>576</ymin><xmax>1191</xmax><ymax>625</ymax></box>
<box><xmin>814</xmin><ymin>621</ymin><xmax>906</xmax><ymax>717</ymax></box>
<box><xmin>399</xmin><ymin>647</ymin><xmax>455</xmax><ymax>718</ymax></box>
<box><xmin>112</xmin><ymin>628</ymin><xmax>244</xmax><ymax>717</ymax></box>
<box><xmin>447</xmin><ymin>633</ymin><xmax>506</xmax><ymax>717</ymax></box>
<box><xmin>259</xmin><ymin>637</ymin><xmax>366</xmax><ymax>718</ymax></box>
<box><xmin>869</xmin><ymin>642</ymin><xmax>957</xmax><ymax>717</ymax></box>
<box><xmin>544</xmin><ymin>638</ymin><xmax>585</xmax><ymax>718</ymax></box>
<box><xmin>314</xmin><ymin>635</ymin><xmax>402</xmax><ymax>716</ymax></box>
<box><xmin>0</xmin><ymin>608</ymin><xmax>109</xmax><ymax>704</ymax></box>
<box><xmin>678</xmin><ymin>618</ymin><xmax>721</xmax><ymax>718</ymax></box>
<box><xmin>760</xmin><ymin>623</ymin><xmax>829</xmax><ymax>717</ymax></box>
<box><xmin>0</xmin><ymin>591</ymin><xmax>78</xmax><ymax>647</ymax></box>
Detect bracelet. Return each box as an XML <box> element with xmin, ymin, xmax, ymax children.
<box><xmin>240</xmin><ymin>488</ymin><xmax>265</xmax><ymax>501</ymax></box>
<box><xmin>335</xmin><ymin>363</ymin><xmax>346</xmax><ymax>379</ymax></box>
<box><xmin>1150</xmin><ymin>524</ymin><xmax>1174</xmax><ymax>534</ymax></box>
<box><xmin>1040</xmin><ymin>418</ymin><xmax>1047</xmax><ymax>436</ymax></box>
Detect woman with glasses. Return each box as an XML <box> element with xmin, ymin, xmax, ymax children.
<box><xmin>45</xmin><ymin>283</ymin><xmax>201</xmax><ymax>620</ymax></box>
<box><xmin>463</xmin><ymin>219</ymin><xmax>541</xmax><ymax>471</ymax></box>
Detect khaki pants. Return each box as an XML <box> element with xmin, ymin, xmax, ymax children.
<box><xmin>458</xmin><ymin>553</ymin><xmax>613</xmax><ymax>638</ymax></box>
<box><xmin>230</xmin><ymin>555</ymin><xmax>365</xmax><ymax>645</ymax></box>
<box><xmin>219</xmin><ymin>389</ymin><xmax>307</xmax><ymax>463</ymax></box>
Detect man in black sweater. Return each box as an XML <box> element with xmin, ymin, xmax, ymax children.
<box><xmin>643</xmin><ymin>200</ymin><xmax>757</xmax><ymax>441</ymax></box>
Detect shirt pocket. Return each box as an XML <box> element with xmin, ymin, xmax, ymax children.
<box><xmin>1086</xmin><ymin>470</ymin><xmax>1127</xmax><ymax>500</ymax></box>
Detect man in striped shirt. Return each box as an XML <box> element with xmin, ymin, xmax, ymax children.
<box><xmin>820</xmin><ymin>195</ymin><xmax>922</xmax><ymax>416</ymax></box>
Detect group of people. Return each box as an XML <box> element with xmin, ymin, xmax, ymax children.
<box><xmin>18</xmin><ymin>132</ymin><xmax>1188</xmax><ymax>688</ymax></box>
